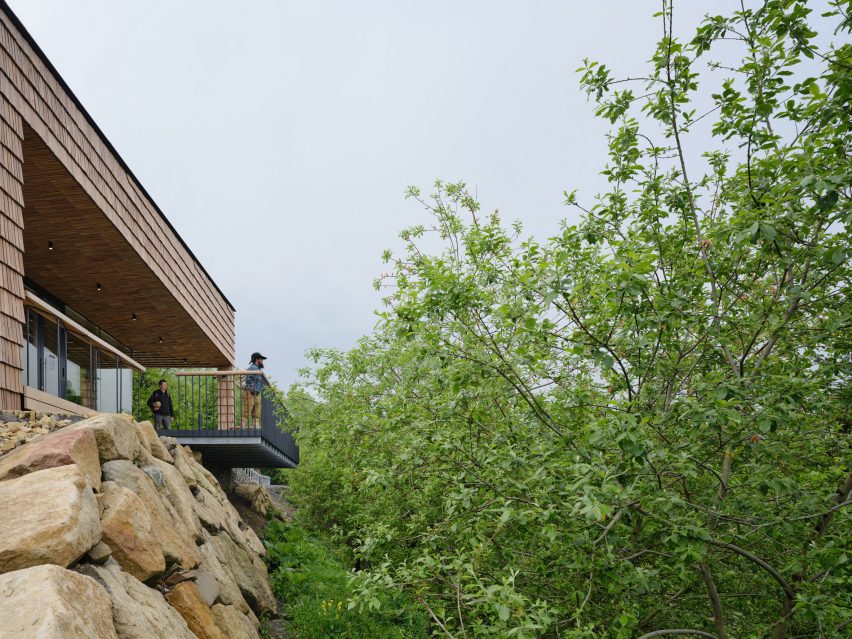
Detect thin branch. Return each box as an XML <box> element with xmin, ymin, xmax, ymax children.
<box><xmin>705</xmin><ymin>538</ymin><xmax>794</xmax><ymax>639</ymax></box>
<box><xmin>420</xmin><ymin>598</ymin><xmax>458</xmax><ymax>639</ymax></box>
<box><xmin>699</xmin><ymin>563</ymin><xmax>729</xmax><ymax>639</ymax></box>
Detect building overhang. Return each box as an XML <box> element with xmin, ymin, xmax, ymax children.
<box><xmin>20</xmin><ymin>126</ymin><xmax>231</xmax><ymax>368</ymax></box>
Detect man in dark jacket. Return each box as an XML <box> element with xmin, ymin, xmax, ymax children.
<box><xmin>147</xmin><ymin>379</ymin><xmax>175</xmax><ymax>429</ymax></box>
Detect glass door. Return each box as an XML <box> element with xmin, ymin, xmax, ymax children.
<box><xmin>23</xmin><ymin>310</ymin><xmax>63</xmax><ymax>399</ymax></box>
<box><xmin>21</xmin><ymin>303</ymin><xmax>138</xmax><ymax>412</ymax></box>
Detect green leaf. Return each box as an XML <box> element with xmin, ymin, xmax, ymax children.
<box><xmin>759</xmin><ymin>223</ymin><xmax>777</xmax><ymax>241</ymax></box>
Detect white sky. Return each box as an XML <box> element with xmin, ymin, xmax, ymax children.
<box><xmin>9</xmin><ymin>0</ymin><xmax>744</xmax><ymax>386</ymax></box>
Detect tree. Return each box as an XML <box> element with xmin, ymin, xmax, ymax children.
<box><xmin>289</xmin><ymin>1</ymin><xmax>851</xmax><ymax>637</ymax></box>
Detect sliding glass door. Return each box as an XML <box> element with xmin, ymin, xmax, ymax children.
<box><xmin>22</xmin><ymin>306</ymin><xmax>136</xmax><ymax>413</ymax></box>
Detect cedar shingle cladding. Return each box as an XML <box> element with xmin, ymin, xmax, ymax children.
<box><xmin>0</xmin><ymin>94</ymin><xmax>24</xmax><ymax>409</ymax></box>
<box><xmin>0</xmin><ymin>2</ymin><xmax>236</xmax><ymax>403</ymax></box>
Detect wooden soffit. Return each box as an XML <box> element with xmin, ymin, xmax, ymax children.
<box><xmin>20</xmin><ymin>125</ymin><xmax>230</xmax><ymax>367</ymax></box>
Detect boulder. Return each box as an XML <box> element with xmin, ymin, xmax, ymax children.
<box><xmin>221</xmin><ymin>500</ymin><xmax>266</xmax><ymax>557</ymax></box>
<box><xmin>234</xmin><ymin>482</ymin><xmax>273</xmax><ymax>516</ymax></box>
<box><xmin>77</xmin><ymin>559</ymin><xmax>196</xmax><ymax>639</ymax></box>
<box><xmin>195</xmin><ymin>482</ymin><xmax>265</xmax><ymax>557</ymax></box>
<box><xmin>0</xmin><ymin>464</ymin><xmax>100</xmax><ymax>573</ymax></box>
<box><xmin>0</xmin><ymin>564</ymin><xmax>117</xmax><ymax>638</ymax></box>
<box><xmin>134</xmin><ymin>420</ymin><xmax>173</xmax><ymax>462</ymax></box>
<box><xmin>0</xmin><ymin>427</ymin><xmax>101</xmax><ymax>491</ymax></box>
<box><xmin>211</xmin><ymin>604</ymin><xmax>261</xmax><ymax>639</ymax></box>
<box><xmin>165</xmin><ymin>581</ymin><xmax>228</xmax><ymax>639</ymax></box>
<box><xmin>152</xmin><ymin>458</ymin><xmax>203</xmax><ymax>541</ymax></box>
<box><xmin>184</xmin><ymin>568</ymin><xmax>220</xmax><ymax>606</ymax></box>
<box><xmin>194</xmin><ymin>486</ymin><xmax>229</xmax><ymax>532</ymax></box>
<box><xmin>239</xmin><ymin>521</ymin><xmax>267</xmax><ymax>557</ymax></box>
<box><xmin>140</xmin><ymin>464</ymin><xmax>167</xmax><ymax>494</ymax></box>
<box><xmin>102</xmin><ymin>460</ymin><xmax>200</xmax><ymax>569</ymax></box>
<box><xmin>198</xmin><ymin>533</ymin><xmax>251</xmax><ymax>613</ymax></box>
<box><xmin>207</xmin><ymin>530</ymin><xmax>276</xmax><ymax>615</ymax></box>
<box><xmin>66</xmin><ymin>414</ymin><xmax>141</xmax><ymax>463</ymax></box>
<box><xmin>87</xmin><ymin>541</ymin><xmax>113</xmax><ymax>564</ymax></box>
<box><xmin>134</xmin><ymin>445</ymin><xmax>158</xmax><ymax>468</ymax></box>
<box><xmin>187</xmin><ymin>452</ymin><xmax>223</xmax><ymax>495</ymax></box>
<box><xmin>170</xmin><ymin>444</ymin><xmax>198</xmax><ymax>489</ymax></box>
<box><xmin>99</xmin><ymin>482</ymin><xmax>165</xmax><ymax>582</ymax></box>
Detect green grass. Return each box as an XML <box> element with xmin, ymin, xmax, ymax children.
<box><xmin>264</xmin><ymin>519</ymin><xmax>428</xmax><ymax>639</ymax></box>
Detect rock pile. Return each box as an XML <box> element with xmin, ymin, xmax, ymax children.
<box><xmin>0</xmin><ymin>413</ymin><xmax>275</xmax><ymax>638</ymax></box>
<box><xmin>0</xmin><ymin>410</ymin><xmax>84</xmax><ymax>455</ymax></box>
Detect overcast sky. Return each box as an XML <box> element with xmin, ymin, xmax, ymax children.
<box><xmin>9</xmin><ymin>0</ymin><xmax>743</xmax><ymax>386</ymax></box>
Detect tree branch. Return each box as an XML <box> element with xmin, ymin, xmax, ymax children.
<box><xmin>699</xmin><ymin>563</ymin><xmax>728</xmax><ymax>639</ymax></box>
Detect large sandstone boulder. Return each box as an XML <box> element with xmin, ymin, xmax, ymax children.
<box><xmin>77</xmin><ymin>559</ymin><xmax>196</xmax><ymax>639</ymax></box>
<box><xmin>206</xmin><ymin>530</ymin><xmax>276</xmax><ymax>615</ymax></box>
<box><xmin>0</xmin><ymin>564</ymin><xmax>117</xmax><ymax>638</ymax></box>
<box><xmin>0</xmin><ymin>464</ymin><xmax>100</xmax><ymax>573</ymax></box>
<box><xmin>0</xmin><ymin>427</ymin><xmax>101</xmax><ymax>491</ymax></box>
<box><xmin>99</xmin><ymin>482</ymin><xmax>166</xmax><ymax>582</ymax></box>
<box><xmin>212</xmin><ymin>603</ymin><xmax>262</xmax><ymax>639</ymax></box>
<box><xmin>102</xmin><ymin>460</ymin><xmax>200</xmax><ymax>569</ymax></box>
<box><xmin>152</xmin><ymin>458</ymin><xmax>203</xmax><ymax>541</ymax></box>
<box><xmin>187</xmin><ymin>452</ymin><xmax>224</xmax><ymax>495</ymax></box>
<box><xmin>193</xmin><ymin>482</ymin><xmax>266</xmax><ymax>557</ymax></box>
<box><xmin>66</xmin><ymin>413</ymin><xmax>141</xmax><ymax>463</ymax></box>
<box><xmin>169</xmin><ymin>444</ymin><xmax>198</xmax><ymax>489</ymax></box>
<box><xmin>184</xmin><ymin>568</ymin><xmax>220</xmax><ymax>606</ymax></box>
<box><xmin>198</xmin><ymin>534</ymin><xmax>251</xmax><ymax>613</ymax></box>
<box><xmin>238</xmin><ymin>520</ymin><xmax>267</xmax><ymax>557</ymax></box>
<box><xmin>134</xmin><ymin>420</ymin><xmax>174</xmax><ymax>462</ymax></box>
<box><xmin>194</xmin><ymin>485</ymin><xmax>229</xmax><ymax>532</ymax></box>
<box><xmin>234</xmin><ymin>482</ymin><xmax>274</xmax><ymax>516</ymax></box>
<box><xmin>165</xmin><ymin>581</ymin><xmax>228</xmax><ymax>639</ymax></box>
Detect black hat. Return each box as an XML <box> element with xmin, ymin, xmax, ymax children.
<box><xmin>250</xmin><ymin>352</ymin><xmax>267</xmax><ymax>362</ymax></box>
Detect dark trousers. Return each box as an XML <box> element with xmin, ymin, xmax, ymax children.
<box><xmin>154</xmin><ymin>414</ymin><xmax>173</xmax><ymax>429</ymax></box>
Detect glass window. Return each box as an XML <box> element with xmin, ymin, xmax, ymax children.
<box><xmin>23</xmin><ymin>308</ymin><xmax>38</xmax><ymax>387</ymax></box>
<box><xmin>96</xmin><ymin>350</ymin><xmax>119</xmax><ymax>413</ymax></box>
<box><xmin>66</xmin><ymin>331</ymin><xmax>93</xmax><ymax>409</ymax></box>
<box><xmin>42</xmin><ymin>316</ymin><xmax>60</xmax><ymax>397</ymax></box>
<box><xmin>119</xmin><ymin>365</ymin><xmax>133</xmax><ymax>414</ymax></box>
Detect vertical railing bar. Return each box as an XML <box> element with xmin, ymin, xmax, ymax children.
<box><xmin>197</xmin><ymin>375</ymin><xmax>200</xmax><ymax>431</ymax></box>
<box><xmin>175</xmin><ymin>373</ymin><xmax>180</xmax><ymax>432</ymax></box>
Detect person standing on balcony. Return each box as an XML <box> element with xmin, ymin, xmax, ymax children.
<box><xmin>242</xmin><ymin>352</ymin><xmax>266</xmax><ymax>426</ymax></box>
<box><xmin>147</xmin><ymin>379</ymin><xmax>175</xmax><ymax>429</ymax></box>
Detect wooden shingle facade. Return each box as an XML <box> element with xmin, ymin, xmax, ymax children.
<box><xmin>0</xmin><ymin>2</ymin><xmax>236</xmax><ymax>411</ymax></box>
<box><xmin>0</xmin><ymin>92</ymin><xmax>24</xmax><ymax>410</ymax></box>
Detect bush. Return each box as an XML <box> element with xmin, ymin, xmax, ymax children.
<box><xmin>264</xmin><ymin>519</ymin><xmax>428</xmax><ymax>639</ymax></box>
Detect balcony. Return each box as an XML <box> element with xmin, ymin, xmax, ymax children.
<box><xmin>149</xmin><ymin>370</ymin><xmax>299</xmax><ymax>469</ymax></box>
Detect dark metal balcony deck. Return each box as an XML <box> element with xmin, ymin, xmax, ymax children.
<box><xmin>149</xmin><ymin>370</ymin><xmax>299</xmax><ymax>469</ymax></box>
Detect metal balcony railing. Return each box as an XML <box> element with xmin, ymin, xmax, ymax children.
<box><xmin>147</xmin><ymin>370</ymin><xmax>299</xmax><ymax>466</ymax></box>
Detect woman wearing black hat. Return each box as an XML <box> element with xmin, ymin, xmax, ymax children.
<box><xmin>242</xmin><ymin>352</ymin><xmax>267</xmax><ymax>426</ymax></box>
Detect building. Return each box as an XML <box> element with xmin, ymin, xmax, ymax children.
<box><xmin>0</xmin><ymin>2</ymin><xmax>296</xmax><ymax>467</ymax></box>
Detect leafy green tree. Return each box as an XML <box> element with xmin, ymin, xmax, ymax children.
<box><xmin>289</xmin><ymin>1</ymin><xmax>850</xmax><ymax>637</ymax></box>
